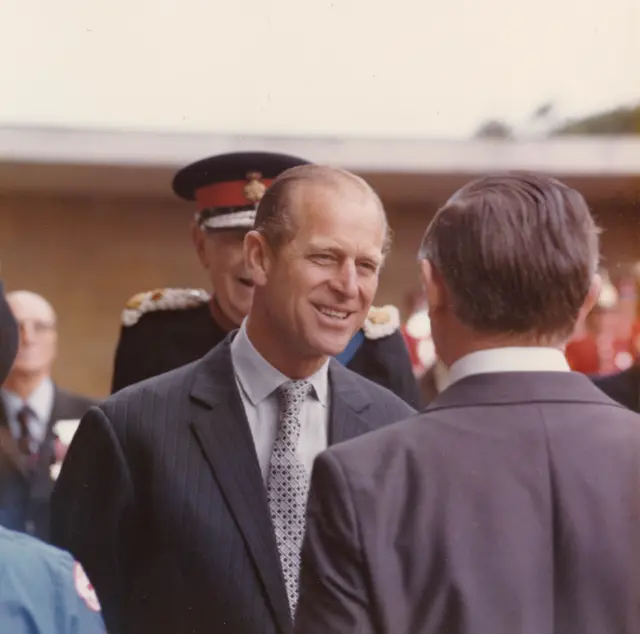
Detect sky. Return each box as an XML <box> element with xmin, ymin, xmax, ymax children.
<box><xmin>1</xmin><ymin>0</ymin><xmax>639</xmax><ymax>139</ymax></box>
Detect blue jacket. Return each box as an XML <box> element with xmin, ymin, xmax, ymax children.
<box><xmin>0</xmin><ymin>527</ymin><xmax>106</xmax><ymax>634</ymax></box>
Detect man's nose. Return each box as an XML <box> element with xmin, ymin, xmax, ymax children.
<box><xmin>18</xmin><ymin>321</ymin><xmax>38</xmax><ymax>344</ymax></box>
<box><xmin>330</xmin><ymin>261</ymin><xmax>359</xmax><ymax>298</ymax></box>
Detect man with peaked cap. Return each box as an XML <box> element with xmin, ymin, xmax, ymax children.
<box><xmin>110</xmin><ymin>151</ymin><xmax>421</xmax><ymax>408</ymax></box>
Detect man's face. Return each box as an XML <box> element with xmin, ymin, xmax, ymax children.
<box><xmin>195</xmin><ymin>228</ymin><xmax>254</xmax><ymax>326</ymax></box>
<box><xmin>6</xmin><ymin>292</ymin><xmax>57</xmax><ymax>378</ymax></box>
<box><xmin>254</xmin><ymin>181</ymin><xmax>386</xmax><ymax>358</ymax></box>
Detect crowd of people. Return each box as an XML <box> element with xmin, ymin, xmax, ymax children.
<box><xmin>1</xmin><ymin>151</ymin><xmax>640</xmax><ymax>633</ymax></box>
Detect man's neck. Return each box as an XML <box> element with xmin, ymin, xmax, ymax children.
<box><xmin>442</xmin><ymin>332</ymin><xmax>565</xmax><ymax>369</ymax></box>
<box><xmin>209</xmin><ymin>296</ymin><xmax>240</xmax><ymax>333</ymax></box>
<box><xmin>245</xmin><ymin>315</ymin><xmax>327</xmax><ymax>380</ymax></box>
<box><xmin>2</xmin><ymin>373</ymin><xmax>48</xmax><ymax>401</ymax></box>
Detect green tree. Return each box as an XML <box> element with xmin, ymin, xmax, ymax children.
<box><xmin>553</xmin><ymin>103</ymin><xmax>640</xmax><ymax>135</ymax></box>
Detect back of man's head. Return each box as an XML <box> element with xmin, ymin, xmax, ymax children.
<box><xmin>418</xmin><ymin>172</ymin><xmax>600</xmax><ymax>342</ymax></box>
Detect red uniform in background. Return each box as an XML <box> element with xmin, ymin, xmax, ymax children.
<box><xmin>565</xmin><ymin>274</ymin><xmax>636</xmax><ymax>375</ymax></box>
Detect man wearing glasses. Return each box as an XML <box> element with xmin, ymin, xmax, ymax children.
<box><xmin>0</xmin><ymin>290</ymin><xmax>95</xmax><ymax>541</ymax></box>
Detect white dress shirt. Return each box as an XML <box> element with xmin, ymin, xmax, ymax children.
<box><xmin>448</xmin><ymin>347</ymin><xmax>571</xmax><ymax>387</ymax></box>
<box><xmin>230</xmin><ymin>322</ymin><xmax>330</xmax><ymax>483</ymax></box>
<box><xmin>1</xmin><ymin>377</ymin><xmax>55</xmax><ymax>449</ymax></box>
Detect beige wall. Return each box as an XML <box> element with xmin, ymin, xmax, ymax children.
<box><xmin>1</xmin><ymin>192</ymin><xmax>638</xmax><ymax>398</ymax></box>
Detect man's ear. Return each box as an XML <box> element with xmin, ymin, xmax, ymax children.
<box><xmin>191</xmin><ymin>222</ymin><xmax>208</xmax><ymax>269</ymax></box>
<box><xmin>420</xmin><ymin>259</ymin><xmax>448</xmax><ymax>315</ymax></box>
<box><xmin>244</xmin><ymin>230</ymin><xmax>272</xmax><ymax>287</ymax></box>
<box><xmin>582</xmin><ymin>273</ymin><xmax>603</xmax><ymax>317</ymax></box>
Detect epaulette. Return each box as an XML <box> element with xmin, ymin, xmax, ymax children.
<box><xmin>362</xmin><ymin>304</ymin><xmax>400</xmax><ymax>340</ymax></box>
<box><xmin>121</xmin><ymin>288</ymin><xmax>211</xmax><ymax>327</ymax></box>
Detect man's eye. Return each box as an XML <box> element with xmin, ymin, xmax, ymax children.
<box><xmin>311</xmin><ymin>254</ymin><xmax>334</xmax><ymax>264</ymax></box>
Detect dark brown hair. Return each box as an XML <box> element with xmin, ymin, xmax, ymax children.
<box><xmin>253</xmin><ymin>164</ymin><xmax>392</xmax><ymax>253</ymax></box>
<box><xmin>418</xmin><ymin>172</ymin><xmax>600</xmax><ymax>340</ymax></box>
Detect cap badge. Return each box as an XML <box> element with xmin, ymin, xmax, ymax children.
<box><xmin>243</xmin><ymin>171</ymin><xmax>267</xmax><ymax>204</ymax></box>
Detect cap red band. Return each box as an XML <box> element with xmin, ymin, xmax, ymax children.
<box><xmin>195</xmin><ymin>179</ymin><xmax>274</xmax><ymax>208</ymax></box>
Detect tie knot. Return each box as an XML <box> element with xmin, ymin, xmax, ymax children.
<box><xmin>17</xmin><ymin>405</ymin><xmax>32</xmax><ymax>425</ymax></box>
<box><xmin>278</xmin><ymin>380</ymin><xmax>312</xmax><ymax>406</ymax></box>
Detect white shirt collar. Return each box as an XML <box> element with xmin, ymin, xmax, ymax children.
<box><xmin>1</xmin><ymin>377</ymin><xmax>55</xmax><ymax>444</ymax></box>
<box><xmin>448</xmin><ymin>347</ymin><xmax>570</xmax><ymax>387</ymax></box>
<box><xmin>1</xmin><ymin>377</ymin><xmax>55</xmax><ymax>423</ymax></box>
<box><xmin>230</xmin><ymin>321</ymin><xmax>329</xmax><ymax>407</ymax></box>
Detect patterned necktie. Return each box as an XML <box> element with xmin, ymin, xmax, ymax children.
<box><xmin>267</xmin><ymin>380</ymin><xmax>312</xmax><ymax>615</ymax></box>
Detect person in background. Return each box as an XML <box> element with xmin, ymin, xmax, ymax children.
<box><xmin>401</xmin><ymin>301</ymin><xmax>449</xmax><ymax>406</ymax></box>
<box><xmin>593</xmin><ymin>362</ymin><xmax>640</xmax><ymax>412</ymax></box>
<box><xmin>111</xmin><ymin>151</ymin><xmax>421</xmax><ymax>409</ymax></box>
<box><xmin>295</xmin><ymin>172</ymin><xmax>640</xmax><ymax>634</ymax></box>
<box><xmin>0</xmin><ymin>280</ymin><xmax>105</xmax><ymax>634</ymax></box>
<box><xmin>0</xmin><ymin>290</ymin><xmax>95</xmax><ymax>540</ymax></box>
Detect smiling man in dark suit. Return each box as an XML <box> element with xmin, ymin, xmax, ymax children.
<box><xmin>295</xmin><ymin>172</ymin><xmax>640</xmax><ymax>634</ymax></box>
<box><xmin>0</xmin><ymin>291</ymin><xmax>95</xmax><ymax>541</ymax></box>
<box><xmin>50</xmin><ymin>164</ymin><xmax>415</xmax><ymax>634</ymax></box>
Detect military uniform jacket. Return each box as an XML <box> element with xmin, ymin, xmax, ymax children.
<box><xmin>110</xmin><ymin>289</ymin><xmax>422</xmax><ymax>408</ymax></box>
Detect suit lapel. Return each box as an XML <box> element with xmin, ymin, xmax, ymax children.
<box><xmin>328</xmin><ymin>360</ymin><xmax>376</xmax><ymax>446</ymax></box>
<box><xmin>30</xmin><ymin>386</ymin><xmax>63</xmax><ymax>489</ymax></box>
<box><xmin>189</xmin><ymin>339</ymin><xmax>291</xmax><ymax>634</ymax></box>
<box><xmin>48</xmin><ymin>386</ymin><xmax>66</xmax><ymax>429</ymax></box>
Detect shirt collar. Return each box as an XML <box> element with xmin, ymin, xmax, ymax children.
<box><xmin>230</xmin><ymin>321</ymin><xmax>330</xmax><ymax>407</ymax></box>
<box><xmin>448</xmin><ymin>347</ymin><xmax>570</xmax><ymax>387</ymax></box>
<box><xmin>1</xmin><ymin>377</ymin><xmax>55</xmax><ymax>424</ymax></box>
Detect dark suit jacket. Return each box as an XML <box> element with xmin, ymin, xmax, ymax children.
<box><xmin>592</xmin><ymin>366</ymin><xmax>640</xmax><ymax>412</ymax></box>
<box><xmin>0</xmin><ymin>386</ymin><xmax>95</xmax><ymax>541</ymax></box>
<box><xmin>295</xmin><ymin>371</ymin><xmax>640</xmax><ymax>634</ymax></box>
<box><xmin>51</xmin><ymin>335</ymin><xmax>415</xmax><ymax>634</ymax></box>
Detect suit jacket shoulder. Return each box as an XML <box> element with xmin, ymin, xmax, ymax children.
<box><xmin>320</xmin><ymin>370</ymin><xmax>637</xmax><ymax>478</ymax></box>
<box><xmin>105</xmin><ymin>357</ymin><xmax>199</xmax><ymax>423</ymax></box>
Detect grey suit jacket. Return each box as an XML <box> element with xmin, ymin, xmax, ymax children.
<box><xmin>295</xmin><ymin>371</ymin><xmax>640</xmax><ymax>634</ymax></box>
<box><xmin>50</xmin><ymin>334</ymin><xmax>415</xmax><ymax>634</ymax></box>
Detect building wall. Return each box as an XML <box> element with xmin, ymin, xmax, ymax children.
<box><xmin>1</xmin><ymin>192</ymin><xmax>638</xmax><ymax>398</ymax></box>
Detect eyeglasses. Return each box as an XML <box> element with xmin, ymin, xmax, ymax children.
<box><xmin>17</xmin><ymin>320</ymin><xmax>56</xmax><ymax>335</ymax></box>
